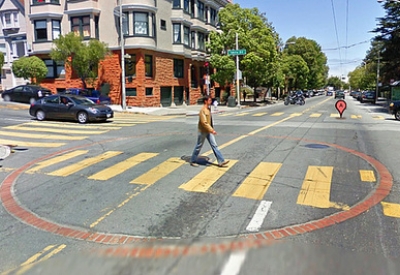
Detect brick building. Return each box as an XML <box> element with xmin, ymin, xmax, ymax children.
<box><xmin>24</xmin><ymin>0</ymin><xmax>231</xmax><ymax>107</ymax></box>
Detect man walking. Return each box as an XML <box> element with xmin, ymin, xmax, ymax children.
<box><xmin>190</xmin><ymin>96</ymin><xmax>229</xmax><ymax>167</ymax></box>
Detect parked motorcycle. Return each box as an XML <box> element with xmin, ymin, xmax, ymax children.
<box><xmin>284</xmin><ymin>94</ymin><xmax>305</xmax><ymax>106</ymax></box>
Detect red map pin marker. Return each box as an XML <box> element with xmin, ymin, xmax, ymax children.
<box><xmin>335</xmin><ymin>99</ymin><xmax>347</xmax><ymax>118</ymax></box>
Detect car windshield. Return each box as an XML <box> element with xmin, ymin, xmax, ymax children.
<box><xmin>71</xmin><ymin>97</ymin><xmax>95</xmax><ymax>105</ymax></box>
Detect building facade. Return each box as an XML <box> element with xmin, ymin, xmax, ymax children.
<box><xmin>0</xmin><ymin>0</ymin><xmax>28</xmax><ymax>90</ymax></box>
<box><xmin>24</xmin><ymin>0</ymin><xmax>231</xmax><ymax>107</ymax></box>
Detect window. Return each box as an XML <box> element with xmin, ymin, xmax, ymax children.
<box><xmin>198</xmin><ymin>32</ymin><xmax>205</xmax><ymax>50</ymax></box>
<box><xmin>184</xmin><ymin>0</ymin><xmax>189</xmax><ymax>13</ymax></box>
<box><xmin>126</xmin><ymin>88</ymin><xmax>137</xmax><ymax>96</ymax></box>
<box><xmin>71</xmin><ymin>16</ymin><xmax>90</xmax><ymax>38</ymax></box>
<box><xmin>125</xmin><ymin>55</ymin><xmax>136</xmax><ymax>77</ymax></box>
<box><xmin>173</xmin><ymin>0</ymin><xmax>180</xmax><ymax>8</ymax></box>
<box><xmin>174</xmin><ymin>59</ymin><xmax>184</xmax><ymax>78</ymax></box>
<box><xmin>34</xmin><ymin>20</ymin><xmax>48</xmax><ymax>41</ymax></box>
<box><xmin>145</xmin><ymin>55</ymin><xmax>153</xmax><ymax>77</ymax></box>
<box><xmin>197</xmin><ymin>1</ymin><xmax>205</xmax><ymax>21</ymax></box>
<box><xmin>191</xmin><ymin>31</ymin><xmax>196</xmax><ymax>49</ymax></box>
<box><xmin>145</xmin><ymin>87</ymin><xmax>153</xmax><ymax>96</ymax></box>
<box><xmin>183</xmin><ymin>26</ymin><xmax>190</xmax><ymax>46</ymax></box>
<box><xmin>52</xmin><ymin>20</ymin><xmax>60</xmax><ymax>39</ymax></box>
<box><xmin>210</xmin><ymin>8</ymin><xmax>217</xmax><ymax>25</ymax></box>
<box><xmin>191</xmin><ymin>65</ymin><xmax>197</xmax><ymax>87</ymax></box>
<box><xmin>173</xmin><ymin>23</ymin><xmax>181</xmax><ymax>43</ymax></box>
<box><xmin>95</xmin><ymin>16</ymin><xmax>99</xmax><ymax>39</ymax></box>
<box><xmin>160</xmin><ymin>20</ymin><xmax>166</xmax><ymax>30</ymax></box>
<box><xmin>121</xmin><ymin>13</ymin><xmax>128</xmax><ymax>36</ymax></box>
<box><xmin>44</xmin><ymin>59</ymin><xmax>65</xmax><ymax>78</ymax></box>
<box><xmin>13</xmin><ymin>41</ymin><xmax>26</xmax><ymax>58</ymax></box>
<box><xmin>134</xmin><ymin>13</ymin><xmax>148</xmax><ymax>35</ymax></box>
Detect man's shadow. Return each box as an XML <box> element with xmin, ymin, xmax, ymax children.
<box><xmin>181</xmin><ymin>155</ymin><xmax>217</xmax><ymax>166</ymax></box>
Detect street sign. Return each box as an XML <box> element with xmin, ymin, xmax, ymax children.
<box><xmin>228</xmin><ymin>49</ymin><xmax>246</xmax><ymax>56</ymax></box>
<box><xmin>114</xmin><ymin>9</ymin><xmax>126</xmax><ymax>19</ymax></box>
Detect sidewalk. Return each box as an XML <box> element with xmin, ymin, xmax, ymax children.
<box><xmin>110</xmin><ymin>99</ymin><xmax>280</xmax><ymax>116</ymax></box>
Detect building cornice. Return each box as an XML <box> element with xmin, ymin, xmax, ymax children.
<box><xmin>29</xmin><ymin>12</ymin><xmax>63</xmax><ymax>19</ymax></box>
<box><xmin>117</xmin><ymin>4</ymin><xmax>158</xmax><ymax>13</ymax></box>
<box><xmin>64</xmin><ymin>8</ymin><xmax>101</xmax><ymax>16</ymax></box>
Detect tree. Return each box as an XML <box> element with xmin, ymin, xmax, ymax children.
<box><xmin>283</xmin><ymin>37</ymin><xmax>328</xmax><ymax>89</ymax></box>
<box><xmin>372</xmin><ymin>2</ymin><xmax>400</xmax><ymax>83</ymax></box>
<box><xmin>208</xmin><ymin>4</ymin><xmax>279</xmax><ymax>101</ymax></box>
<box><xmin>50</xmin><ymin>32</ymin><xmax>110</xmax><ymax>88</ymax></box>
<box><xmin>281</xmin><ymin>54</ymin><xmax>309</xmax><ymax>90</ymax></box>
<box><xmin>0</xmin><ymin>52</ymin><xmax>4</xmax><ymax>70</ymax></box>
<box><xmin>326</xmin><ymin>76</ymin><xmax>344</xmax><ymax>90</ymax></box>
<box><xmin>12</xmin><ymin>56</ymin><xmax>47</xmax><ymax>84</ymax></box>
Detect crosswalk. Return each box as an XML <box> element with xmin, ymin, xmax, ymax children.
<box><xmin>217</xmin><ymin>111</ymin><xmax>386</xmax><ymax>120</ymax></box>
<box><xmin>0</xmin><ymin>114</ymin><xmax>176</xmax><ymax>148</ymax></box>
<box><xmin>22</xmin><ymin>149</ymin><xmax>376</xmax><ymax>210</ymax></box>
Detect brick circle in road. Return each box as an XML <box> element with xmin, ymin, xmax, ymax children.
<box><xmin>0</xmin><ymin>137</ymin><xmax>393</xmax><ymax>258</ymax></box>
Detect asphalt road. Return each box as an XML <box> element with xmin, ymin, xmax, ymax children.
<box><xmin>1</xmin><ymin>95</ymin><xmax>400</xmax><ymax>274</ymax></box>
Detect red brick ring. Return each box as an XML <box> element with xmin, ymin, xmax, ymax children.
<box><xmin>0</xmin><ymin>139</ymin><xmax>393</xmax><ymax>258</ymax></box>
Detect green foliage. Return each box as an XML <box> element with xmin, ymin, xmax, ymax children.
<box><xmin>326</xmin><ymin>76</ymin><xmax>345</xmax><ymax>90</ymax></box>
<box><xmin>283</xmin><ymin>37</ymin><xmax>328</xmax><ymax>89</ymax></box>
<box><xmin>207</xmin><ymin>3</ymin><xmax>279</xmax><ymax>97</ymax></box>
<box><xmin>50</xmin><ymin>33</ymin><xmax>110</xmax><ymax>88</ymax></box>
<box><xmin>282</xmin><ymin>54</ymin><xmax>309</xmax><ymax>90</ymax></box>
<box><xmin>0</xmin><ymin>52</ymin><xmax>4</xmax><ymax>69</ymax></box>
<box><xmin>12</xmin><ymin>56</ymin><xmax>47</xmax><ymax>84</ymax></box>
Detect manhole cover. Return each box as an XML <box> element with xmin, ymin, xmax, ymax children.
<box><xmin>304</xmin><ymin>144</ymin><xmax>330</xmax><ymax>149</ymax></box>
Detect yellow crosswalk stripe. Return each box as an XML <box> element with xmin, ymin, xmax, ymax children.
<box><xmin>381</xmin><ymin>202</ymin><xmax>400</xmax><ymax>218</ymax></box>
<box><xmin>130</xmin><ymin>157</ymin><xmax>185</xmax><ymax>185</ymax></box>
<box><xmin>24</xmin><ymin>121</ymin><xmax>122</xmax><ymax>130</ymax></box>
<box><xmin>359</xmin><ymin>170</ymin><xmax>376</xmax><ymax>182</ymax></box>
<box><xmin>4</xmin><ymin>125</ymin><xmax>108</xmax><ymax>135</ymax></box>
<box><xmin>234</xmin><ymin>112</ymin><xmax>250</xmax><ymax>116</ymax></box>
<box><xmin>0</xmin><ymin>131</ymin><xmax>88</xmax><ymax>140</ymax></box>
<box><xmin>309</xmin><ymin>113</ymin><xmax>321</xmax><ymax>118</ymax></box>
<box><xmin>372</xmin><ymin>115</ymin><xmax>384</xmax><ymax>120</ymax></box>
<box><xmin>26</xmin><ymin>150</ymin><xmax>89</xmax><ymax>174</ymax></box>
<box><xmin>270</xmin><ymin>112</ymin><xmax>284</xmax><ymax>116</ymax></box>
<box><xmin>252</xmin><ymin>112</ymin><xmax>267</xmax><ymax>117</ymax></box>
<box><xmin>219</xmin><ymin>113</ymin><xmax>233</xmax><ymax>116</ymax></box>
<box><xmin>330</xmin><ymin>113</ymin><xmax>340</xmax><ymax>118</ymax></box>
<box><xmin>88</xmin><ymin>152</ymin><xmax>158</xmax><ymax>181</ymax></box>
<box><xmin>0</xmin><ymin>138</ymin><xmax>65</xmax><ymax>148</ymax></box>
<box><xmin>233</xmin><ymin>162</ymin><xmax>282</xmax><ymax>200</ymax></box>
<box><xmin>179</xmin><ymin>160</ymin><xmax>238</xmax><ymax>192</ymax></box>
<box><xmin>47</xmin><ymin>151</ymin><xmax>122</xmax><ymax>177</ymax></box>
<box><xmin>351</xmin><ymin>115</ymin><xmax>362</xmax><ymax>119</ymax></box>
<box><xmin>297</xmin><ymin>166</ymin><xmax>333</xmax><ymax>208</ymax></box>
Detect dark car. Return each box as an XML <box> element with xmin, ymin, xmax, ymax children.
<box><xmin>326</xmin><ymin>91</ymin><xmax>333</xmax><ymax>96</ymax></box>
<box><xmin>60</xmin><ymin>88</ymin><xmax>111</xmax><ymax>104</ymax></box>
<box><xmin>29</xmin><ymin>94</ymin><xmax>114</xmax><ymax>124</ymax></box>
<box><xmin>360</xmin><ymin>91</ymin><xmax>376</xmax><ymax>103</ymax></box>
<box><xmin>335</xmin><ymin>90</ymin><xmax>345</xmax><ymax>99</ymax></box>
<box><xmin>1</xmin><ymin>85</ymin><xmax>52</xmax><ymax>104</ymax></box>
<box><xmin>389</xmin><ymin>100</ymin><xmax>400</xmax><ymax>120</ymax></box>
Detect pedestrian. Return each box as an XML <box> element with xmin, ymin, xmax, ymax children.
<box><xmin>212</xmin><ymin>97</ymin><xmax>218</xmax><ymax>111</ymax></box>
<box><xmin>190</xmin><ymin>96</ymin><xmax>229</xmax><ymax>167</ymax></box>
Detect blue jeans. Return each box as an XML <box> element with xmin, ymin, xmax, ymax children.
<box><xmin>191</xmin><ymin>132</ymin><xmax>225</xmax><ymax>164</ymax></box>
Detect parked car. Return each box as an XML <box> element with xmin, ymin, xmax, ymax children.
<box><xmin>59</xmin><ymin>88</ymin><xmax>111</xmax><ymax>104</ymax></box>
<box><xmin>29</xmin><ymin>94</ymin><xmax>114</xmax><ymax>124</ymax></box>
<box><xmin>326</xmin><ymin>91</ymin><xmax>333</xmax><ymax>96</ymax></box>
<box><xmin>335</xmin><ymin>90</ymin><xmax>345</xmax><ymax>99</ymax></box>
<box><xmin>389</xmin><ymin>100</ymin><xmax>400</xmax><ymax>120</ymax></box>
<box><xmin>360</xmin><ymin>91</ymin><xmax>376</xmax><ymax>103</ymax></box>
<box><xmin>1</xmin><ymin>85</ymin><xmax>52</xmax><ymax>104</ymax></box>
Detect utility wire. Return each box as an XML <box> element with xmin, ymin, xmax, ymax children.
<box><xmin>330</xmin><ymin>0</ymin><xmax>343</xmax><ymax>75</ymax></box>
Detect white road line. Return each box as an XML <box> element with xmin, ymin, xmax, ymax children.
<box><xmin>220</xmin><ymin>251</ymin><xmax>247</xmax><ymax>275</ymax></box>
<box><xmin>246</xmin><ymin>200</ymin><xmax>272</xmax><ymax>232</ymax></box>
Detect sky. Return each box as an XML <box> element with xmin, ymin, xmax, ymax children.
<box><xmin>234</xmin><ymin>0</ymin><xmax>387</xmax><ymax>82</ymax></box>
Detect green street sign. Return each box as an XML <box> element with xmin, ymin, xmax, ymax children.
<box><xmin>228</xmin><ymin>49</ymin><xmax>246</xmax><ymax>56</ymax></box>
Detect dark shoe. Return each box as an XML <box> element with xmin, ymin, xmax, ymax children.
<box><xmin>218</xmin><ymin>160</ymin><xmax>229</xmax><ymax>167</ymax></box>
<box><xmin>190</xmin><ymin>162</ymin><xmax>198</xmax><ymax>167</ymax></box>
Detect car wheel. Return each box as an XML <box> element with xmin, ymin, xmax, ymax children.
<box><xmin>395</xmin><ymin>110</ymin><xmax>400</xmax><ymax>121</ymax></box>
<box><xmin>77</xmin><ymin>111</ymin><xmax>88</xmax><ymax>124</ymax></box>
<box><xmin>3</xmin><ymin>95</ymin><xmax>11</xmax><ymax>102</ymax></box>
<box><xmin>36</xmin><ymin>110</ymin><xmax>45</xmax><ymax>121</ymax></box>
<box><xmin>29</xmin><ymin>97</ymin><xmax>36</xmax><ymax>104</ymax></box>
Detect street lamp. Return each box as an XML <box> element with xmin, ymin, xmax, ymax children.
<box><xmin>235</xmin><ymin>32</ymin><xmax>240</xmax><ymax>108</ymax></box>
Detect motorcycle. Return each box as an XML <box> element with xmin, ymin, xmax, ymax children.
<box><xmin>284</xmin><ymin>94</ymin><xmax>305</xmax><ymax>106</ymax></box>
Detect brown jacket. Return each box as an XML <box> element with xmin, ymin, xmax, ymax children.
<box><xmin>198</xmin><ymin>105</ymin><xmax>214</xmax><ymax>133</ymax></box>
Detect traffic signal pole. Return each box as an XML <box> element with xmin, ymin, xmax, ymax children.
<box><xmin>236</xmin><ymin>32</ymin><xmax>241</xmax><ymax>108</ymax></box>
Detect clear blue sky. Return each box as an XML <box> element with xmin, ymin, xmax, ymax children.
<box><xmin>234</xmin><ymin>0</ymin><xmax>386</xmax><ymax>81</ymax></box>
